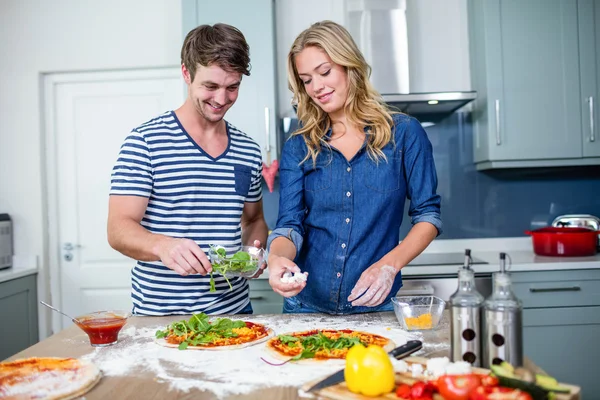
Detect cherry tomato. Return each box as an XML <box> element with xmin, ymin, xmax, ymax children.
<box><xmin>437</xmin><ymin>374</ymin><xmax>482</xmax><ymax>400</ymax></box>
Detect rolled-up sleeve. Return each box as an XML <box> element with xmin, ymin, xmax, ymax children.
<box><xmin>266</xmin><ymin>137</ymin><xmax>307</xmax><ymax>258</ymax></box>
<box><xmin>402</xmin><ymin>117</ymin><xmax>443</xmax><ymax>236</ymax></box>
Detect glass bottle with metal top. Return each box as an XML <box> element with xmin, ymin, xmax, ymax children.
<box><xmin>483</xmin><ymin>252</ymin><xmax>523</xmax><ymax>368</ymax></box>
<box><xmin>450</xmin><ymin>249</ymin><xmax>484</xmax><ymax>366</ymax></box>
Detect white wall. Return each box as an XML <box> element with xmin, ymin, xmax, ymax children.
<box><xmin>0</xmin><ymin>0</ymin><xmax>182</xmax><ymax>338</ymax></box>
<box><xmin>275</xmin><ymin>0</ymin><xmax>471</xmax><ymax>117</ymax></box>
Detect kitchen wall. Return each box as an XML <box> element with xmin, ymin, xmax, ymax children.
<box><xmin>0</xmin><ymin>0</ymin><xmax>182</xmax><ymax>338</ymax></box>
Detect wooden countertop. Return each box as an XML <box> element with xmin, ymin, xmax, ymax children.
<box><xmin>6</xmin><ymin>311</ymin><xmax>452</xmax><ymax>400</ymax></box>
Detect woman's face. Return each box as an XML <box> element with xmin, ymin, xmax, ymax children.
<box><xmin>294</xmin><ymin>46</ymin><xmax>349</xmax><ymax>118</ymax></box>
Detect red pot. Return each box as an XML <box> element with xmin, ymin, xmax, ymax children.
<box><xmin>525</xmin><ymin>227</ymin><xmax>599</xmax><ymax>257</ymax></box>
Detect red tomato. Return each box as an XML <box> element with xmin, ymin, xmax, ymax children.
<box><xmin>410</xmin><ymin>381</ymin><xmax>436</xmax><ymax>399</ymax></box>
<box><xmin>437</xmin><ymin>374</ymin><xmax>482</xmax><ymax>400</ymax></box>
<box><xmin>479</xmin><ymin>374</ymin><xmax>499</xmax><ymax>387</ymax></box>
<box><xmin>396</xmin><ymin>384</ymin><xmax>412</xmax><ymax>399</ymax></box>
<box><xmin>469</xmin><ymin>386</ymin><xmax>534</xmax><ymax>400</ymax></box>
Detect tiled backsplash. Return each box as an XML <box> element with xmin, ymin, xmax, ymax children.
<box><xmin>263</xmin><ymin>113</ymin><xmax>600</xmax><ymax>239</ymax></box>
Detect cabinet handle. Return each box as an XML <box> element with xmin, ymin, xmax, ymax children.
<box><xmin>529</xmin><ymin>286</ymin><xmax>581</xmax><ymax>293</ymax></box>
<box><xmin>250</xmin><ymin>296</ymin><xmax>265</xmax><ymax>300</ymax></box>
<box><xmin>589</xmin><ymin>96</ymin><xmax>595</xmax><ymax>143</ymax></box>
<box><xmin>495</xmin><ymin>99</ymin><xmax>501</xmax><ymax>145</ymax></box>
<box><xmin>264</xmin><ymin>107</ymin><xmax>271</xmax><ymax>163</ymax></box>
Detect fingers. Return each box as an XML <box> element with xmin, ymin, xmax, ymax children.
<box><xmin>272</xmin><ymin>280</ymin><xmax>307</xmax><ymax>298</ymax></box>
<box><xmin>160</xmin><ymin>239</ymin><xmax>211</xmax><ymax>276</ymax></box>
<box><xmin>348</xmin><ymin>274</ymin><xmax>373</xmax><ymax>302</ymax></box>
<box><xmin>253</xmin><ymin>239</ymin><xmax>262</xmax><ymax>248</ymax></box>
<box><xmin>351</xmin><ymin>283</ymin><xmax>381</xmax><ymax>306</ymax></box>
<box><xmin>364</xmin><ymin>284</ymin><xmax>390</xmax><ymax>307</ymax></box>
<box><xmin>187</xmin><ymin>242</ymin><xmax>212</xmax><ymax>274</ymax></box>
<box><xmin>267</xmin><ymin>256</ymin><xmax>306</xmax><ymax>297</ymax></box>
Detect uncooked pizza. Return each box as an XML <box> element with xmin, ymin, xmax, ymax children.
<box><xmin>0</xmin><ymin>357</ymin><xmax>101</xmax><ymax>400</ymax></box>
<box><xmin>265</xmin><ymin>329</ymin><xmax>395</xmax><ymax>362</ymax></box>
<box><xmin>154</xmin><ymin>312</ymin><xmax>274</xmax><ymax>350</ymax></box>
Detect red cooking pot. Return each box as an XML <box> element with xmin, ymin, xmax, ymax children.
<box><xmin>525</xmin><ymin>227</ymin><xmax>599</xmax><ymax>257</ymax></box>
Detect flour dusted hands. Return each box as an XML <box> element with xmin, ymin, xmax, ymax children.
<box><xmin>268</xmin><ymin>255</ymin><xmax>308</xmax><ymax>297</ymax></box>
<box><xmin>155</xmin><ymin>237</ymin><xmax>212</xmax><ymax>276</ymax></box>
<box><xmin>348</xmin><ymin>264</ymin><xmax>398</xmax><ymax>307</ymax></box>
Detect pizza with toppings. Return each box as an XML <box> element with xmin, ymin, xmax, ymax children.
<box><xmin>0</xmin><ymin>357</ymin><xmax>101</xmax><ymax>400</ymax></box>
<box><xmin>154</xmin><ymin>313</ymin><xmax>274</xmax><ymax>350</ymax></box>
<box><xmin>265</xmin><ymin>329</ymin><xmax>395</xmax><ymax>363</ymax></box>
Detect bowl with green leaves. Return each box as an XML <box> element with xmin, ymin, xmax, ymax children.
<box><xmin>208</xmin><ymin>245</ymin><xmax>267</xmax><ymax>283</ymax></box>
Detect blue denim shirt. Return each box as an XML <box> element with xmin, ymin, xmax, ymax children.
<box><xmin>267</xmin><ymin>114</ymin><xmax>442</xmax><ymax>314</ymax></box>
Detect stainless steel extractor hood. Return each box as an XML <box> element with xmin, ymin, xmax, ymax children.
<box><xmin>346</xmin><ymin>0</ymin><xmax>476</xmax><ymax>122</ymax></box>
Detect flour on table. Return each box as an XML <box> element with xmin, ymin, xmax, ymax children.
<box><xmin>79</xmin><ymin>316</ymin><xmax>415</xmax><ymax>399</ymax></box>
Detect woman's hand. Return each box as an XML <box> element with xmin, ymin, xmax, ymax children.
<box><xmin>348</xmin><ymin>262</ymin><xmax>398</xmax><ymax>307</ymax></box>
<box><xmin>268</xmin><ymin>254</ymin><xmax>307</xmax><ymax>297</ymax></box>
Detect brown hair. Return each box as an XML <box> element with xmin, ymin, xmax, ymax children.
<box><xmin>181</xmin><ymin>23</ymin><xmax>251</xmax><ymax>81</ymax></box>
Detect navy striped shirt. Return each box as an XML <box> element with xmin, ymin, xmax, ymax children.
<box><xmin>110</xmin><ymin>111</ymin><xmax>263</xmax><ymax>315</ymax></box>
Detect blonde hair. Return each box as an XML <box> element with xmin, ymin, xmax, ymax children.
<box><xmin>287</xmin><ymin>20</ymin><xmax>397</xmax><ymax>165</ymax></box>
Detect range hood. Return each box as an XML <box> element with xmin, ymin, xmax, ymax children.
<box><xmin>347</xmin><ymin>0</ymin><xmax>476</xmax><ymax>123</ymax></box>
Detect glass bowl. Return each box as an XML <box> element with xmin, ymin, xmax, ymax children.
<box><xmin>208</xmin><ymin>245</ymin><xmax>267</xmax><ymax>278</ymax></box>
<box><xmin>391</xmin><ymin>295</ymin><xmax>446</xmax><ymax>331</ymax></box>
<box><xmin>75</xmin><ymin>310</ymin><xmax>130</xmax><ymax>347</ymax></box>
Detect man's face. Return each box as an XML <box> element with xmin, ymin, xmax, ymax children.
<box><xmin>184</xmin><ymin>64</ymin><xmax>242</xmax><ymax>123</ymax></box>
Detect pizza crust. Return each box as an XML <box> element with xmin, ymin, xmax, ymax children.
<box><xmin>263</xmin><ymin>330</ymin><xmax>396</xmax><ymax>365</ymax></box>
<box><xmin>0</xmin><ymin>357</ymin><xmax>101</xmax><ymax>400</ymax></box>
<box><xmin>154</xmin><ymin>327</ymin><xmax>275</xmax><ymax>350</ymax></box>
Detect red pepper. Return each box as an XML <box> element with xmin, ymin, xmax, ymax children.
<box><xmin>410</xmin><ymin>381</ymin><xmax>436</xmax><ymax>400</ymax></box>
<box><xmin>395</xmin><ymin>383</ymin><xmax>412</xmax><ymax>399</ymax></box>
<box><xmin>469</xmin><ymin>386</ymin><xmax>534</xmax><ymax>400</ymax></box>
<box><xmin>437</xmin><ymin>374</ymin><xmax>482</xmax><ymax>400</ymax></box>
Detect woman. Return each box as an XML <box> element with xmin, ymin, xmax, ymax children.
<box><xmin>267</xmin><ymin>21</ymin><xmax>442</xmax><ymax>314</ymax></box>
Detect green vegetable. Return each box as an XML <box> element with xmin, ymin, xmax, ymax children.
<box><xmin>155</xmin><ymin>313</ymin><xmax>247</xmax><ymax>350</ymax></box>
<box><xmin>208</xmin><ymin>245</ymin><xmax>261</xmax><ymax>292</ymax></box>
<box><xmin>275</xmin><ymin>332</ymin><xmax>365</xmax><ymax>361</ymax></box>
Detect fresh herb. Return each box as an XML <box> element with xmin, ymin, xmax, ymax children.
<box><xmin>155</xmin><ymin>313</ymin><xmax>247</xmax><ymax>350</ymax></box>
<box><xmin>208</xmin><ymin>245</ymin><xmax>261</xmax><ymax>292</ymax></box>
<box><xmin>276</xmin><ymin>331</ymin><xmax>365</xmax><ymax>361</ymax></box>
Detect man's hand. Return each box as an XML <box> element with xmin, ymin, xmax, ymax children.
<box><xmin>154</xmin><ymin>237</ymin><xmax>212</xmax><ymax>276</ymax></box>
<box><xmin>248</xmin><ymin>239</ymin><xmax>267</xmax><ymax>279</ymax></box>
<box><xmin>348</xmin><ymin>263</ymin><xmax>398</xmax><ymax>307</ymax></box>
<box><xmin>267</xmin><ymin>254</ymin><xmax>307</xmax><ymax>297</ymax></box>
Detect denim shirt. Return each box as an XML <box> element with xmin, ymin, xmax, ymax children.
<box><xmin>267</xmin><ymin>114</ymin><xmax>442</xmax><ymax>314</ymax></box>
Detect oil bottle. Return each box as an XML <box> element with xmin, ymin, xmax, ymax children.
<box><xmin>449</xmin><ymin>249</ymin><xmax>484</xmax><ymax>366</ymax></box>
<box><xmin>483</xmin><ymin>252</ymin><xmax>523</xmax><ymax>368</ymax></box>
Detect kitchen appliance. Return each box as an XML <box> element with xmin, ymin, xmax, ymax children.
<box><xmin>305</xmin><ymin>340</ymin><xmax>422</xmax><ymax>392</ymax></box>
<box><xmin>449</xmin><ymin>249</ymin><xmax>484</xmax><ymax>367</ymax></box>
<box><xmin>552</xmin><ymin>214</ymin><xmax>600</xmax><ymax>250</ymax></box>
<box><xmin>525</xmin><ymin>227</ymin><xmax>599</xmax><ymax>257</ymax></box>
<box><xmin>483</xmin><ymin>253</ymin><xmax>523</xmax><ymax>368</ymax></box>
<box><xmin>0</xmin><ymin>214</ymin><xmax>13</xmax><ymax>270</ymax></box>
<box><xmin>345</xmin><ymin>0</ymin><xmax>476</xmax><ymax>122</ymax></box>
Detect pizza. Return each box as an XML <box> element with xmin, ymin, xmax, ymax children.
<box><xmin>0</xmin><ymin>357</ymin><xmax>101</xmax><ymax>400</ymax></box>
<box><xmin>265</xmin><ymin>329</ymin><xmax>396</xmax><ymax>363</ymax></box>
<box><xmin>154</xmin><ymin>313</ymin><xmax>274</xmax><ymax>350</ymax></box>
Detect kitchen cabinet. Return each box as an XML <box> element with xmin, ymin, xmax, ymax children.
<box><xmin>512</xmin><ymin>269</ymin><xmax>600</xmax><ymax>398</ymax></box>
<box><xmin>248</xmin><ymin>279</ymin><xmax>283</xmax><ymax>314</ymax></box>
<box><xmin>467</xmin><ymin>0</ymin><xmax>600</xmax><ymax>170</ymax></box>
<box><xmin>181</xmin><ymin>0</ymin><xmax>278</xmax><ymax>163</ymax></box>
<box><xmin>0</xmin><ymin>274</ymin><xmax>39</xmax><ymax>360</ymax></box>
<box><xmin>579</xmin><ymin>0</ymin><xmax>600</xmax><ymax>157</ymax></box>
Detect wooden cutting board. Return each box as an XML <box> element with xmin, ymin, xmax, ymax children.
<box><xmin>302</xmin><ymin>356</ymin><xmax>580</xmax><ymax>400</ymax></box>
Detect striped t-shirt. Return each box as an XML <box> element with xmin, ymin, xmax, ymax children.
<box><xmin>110</xmin><ymin>111</ymin><xmax>263</xmax><ymax>315</ymax></box>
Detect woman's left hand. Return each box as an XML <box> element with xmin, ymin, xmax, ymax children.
<box><xmin>348</xmin><ymin>262</ymin><xmax>398</xmax><ymax>307</ymax></box>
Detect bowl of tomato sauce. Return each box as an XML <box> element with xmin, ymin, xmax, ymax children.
<box><xmin>75</xmin><ymin>310</ymin><xmax>130</xmax><ymax>347</ymax></box>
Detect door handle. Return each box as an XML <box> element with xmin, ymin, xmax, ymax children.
<box><xmin>588</xmin><ymin>96</ymin><xmax>595</xmax><ymax>142</ymax></box>
<box><xmin>495</xmin><ymin>99</ymin><xmax>501</xmax><ymax>145</ymax></box>
<box><xmin>250</xmin><ymin>296</ymin><xmax>265</xmax><ymax>300</ymax></box>
<box><xmin>63</xmin><ymin>242</ymin><xmax>82</xmax><ymax>251</ymax></box>
<box><xmin>529</xmin><ymin>286</ymin><xmax>581</xmax><ymax>293</ymax></box>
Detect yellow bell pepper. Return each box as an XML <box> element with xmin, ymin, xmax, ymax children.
<box><xmin>344</xmin><ymin>343</ymin><xmax>395</xmax><ymax>397</ymax></box>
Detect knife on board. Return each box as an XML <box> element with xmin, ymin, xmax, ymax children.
<box><xmin>305</xmin><ymin>339</ymin><xmax>423</xmax><ymax>393</ymax></box>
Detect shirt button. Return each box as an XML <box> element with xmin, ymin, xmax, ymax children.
<box><xmin>337</xmin><ymin>272</ymin><xmax>341</xmax><ymax>278</ymax></box>
<box><xmin>347</xmin><ymin>167</ymin><xmax>351</xmax><ymax>172</ymax></box>
<box><xmin>346</xmin><ymin>191</ymin><xmax>351</xmax><ymax>197</ymax></box>
<box><xmin>345</xmin><ymin>218</ymin><xmax>350</xmax><ymax>223</ymax></box>
<box><xmin>341</xmin><ymin>243</ymin><xmax>346</xmax><ymax>249</ymax></box>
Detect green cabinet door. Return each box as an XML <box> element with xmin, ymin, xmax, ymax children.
<box><xmin>579</xmin><ymin>0</ymin><xmax>600</xmax><ymax>157</ymax></box>
<box><xmin>0</xmin><ymin>275</ymin><xmax>39</xmax><ymax>360</ymax></box>
<box><xmin>524</xmin><ymin>306</ymin><xmax>600</xmax><ymax>398</ymax></box>
<box><xmin>181</xmin><ymin>0</ymin><xmax>278</xmax><ymax>162</ymax></box>
<box><xmin>469</xmin><ymin>0</ymin><xmax>584</xmax><ymax>168</ymax></box>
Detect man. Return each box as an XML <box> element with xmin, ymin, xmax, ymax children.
<box><xmin>107</xmin><ymin>23</ymin><xmax>268</xmax><ymax>315</ymax></box>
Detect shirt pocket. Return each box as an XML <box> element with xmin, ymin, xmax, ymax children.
<box><xmin>234</xmin><ymin>165</ymin><xmax>253</xmax><ymax>196</ymax></box>
<box><xmin>363</xmin><ymin>155</ymin><xmax>403</xmax><ymax>193</ymax></box>
<box><xmin>304</xmin><ymin>161</ymin><xmax>332</xmax><ymax>192</ymax></box>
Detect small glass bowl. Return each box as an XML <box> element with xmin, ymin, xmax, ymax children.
<box><xmin>208</xmin><ymin>245</ymin><xmax>267</xmax><ymax>278</ymax></box>
<box><xmin>392</xmin><ymin>295</ymin><xmax>446</xmax><ymax>331</ymax></box>
<box><xmin>75</xmin><ymin>310</ymin><xmax>130</xmax><ymax>347</ymax></box>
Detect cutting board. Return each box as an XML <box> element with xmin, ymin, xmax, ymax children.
<box><xmin>302</xmin><ymin>357</ymin><xmax>581</xmax><ymax>400</ymax></box>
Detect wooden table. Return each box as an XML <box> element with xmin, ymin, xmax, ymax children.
<box><xmin>5</xmin><ymin>311</ymin><xmax>451</xmax><ymax>400</ymax></box>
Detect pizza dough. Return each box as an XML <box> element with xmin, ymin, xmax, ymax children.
<box><xmin>154</xmin><ymin>327</ymin><xmax>275</xmax><ymax>350</ymax></box>
<box><xmin>0</xmin><ymin>357</ymin><xmax>101</xmax><ymax>400</ymax></box>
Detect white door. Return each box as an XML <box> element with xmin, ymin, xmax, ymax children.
<box><xmin>44</xmin><ymin>68</ymin><xmax>184</xmax><ymax>331</ymax></box>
